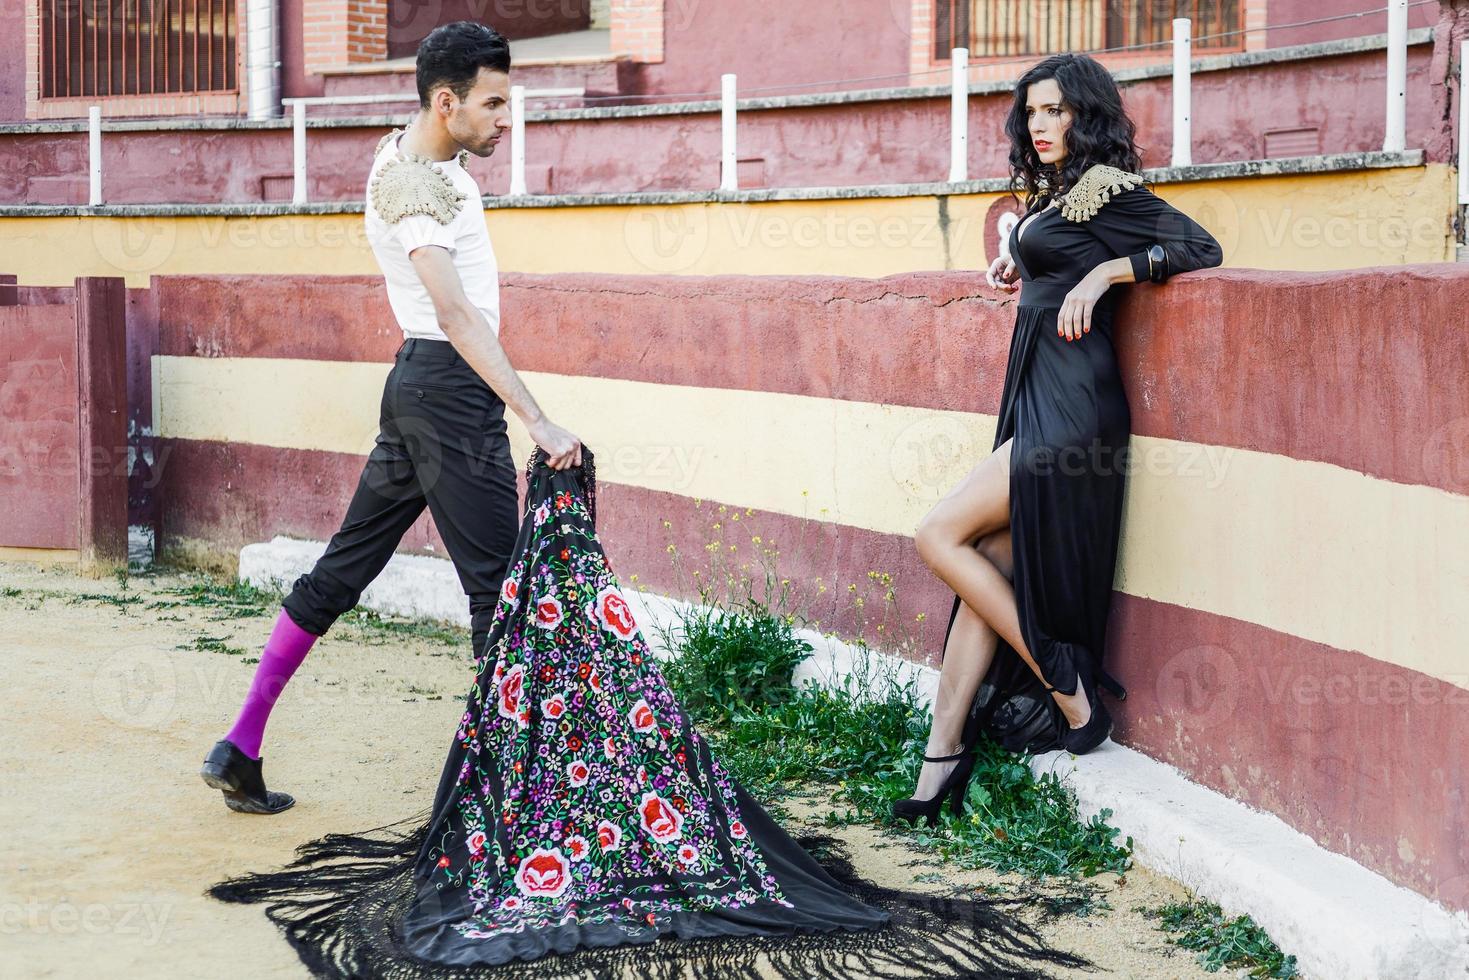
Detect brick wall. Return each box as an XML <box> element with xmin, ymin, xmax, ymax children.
<box><xmin>611</xmin><ymin>0</ymin><xmax>664</xmax><ymax>63</ymax></box>
<box><xmin>304</xmin><ymin>0</ymin><xmax>388</xmax><ymax>75</ymax></box>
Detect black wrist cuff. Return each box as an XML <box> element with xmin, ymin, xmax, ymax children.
<box><xmin>1146</xmin><ymin>244</ymin><xmax>1168</xmax><ymax>283</ymax></box>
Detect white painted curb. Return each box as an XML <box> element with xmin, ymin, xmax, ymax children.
<box><xmin>239</xmin><ymin>535</ymin><xmax>1469</xmax><ymax>980</ymax></box>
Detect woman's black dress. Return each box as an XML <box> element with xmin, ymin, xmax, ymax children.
<box><xmin>945</xmin><ymin>164</ymin><xmax>1224</xmax><ymax>755</ymax></box>
<box><xmin>210</xmin><ymin>447</ymin><xmax>1089</xmax><ymax>979</ymax></box>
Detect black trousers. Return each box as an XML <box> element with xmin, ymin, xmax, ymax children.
<box><xmin>281</xmin><ymin>337</ymin><xmax>520</xmax><ymax>658</ymax></box>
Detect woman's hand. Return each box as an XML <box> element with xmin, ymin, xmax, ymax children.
<box><xmin>986</xmin><ymin>254</ymin><xmax>1019</xmax><ymax>293</ymax></box>
<box><xmin>1057</xmin><ymin>268</ymin><xmax>1114</xmax><ymax>342</ymax></box>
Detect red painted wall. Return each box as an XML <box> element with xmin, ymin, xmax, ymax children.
<box><xmin>631</xmin><ymin>0</ymin><xmax>912</xmax><ymax>99</ymax></box>
<box><xmin>124</xmin><ymin>266</ymin><xmax>1468</xmax><ymax>911</ymax></box>
<box><xmin>0</xmin><ymin>43</ymin><xmax>1447</xmax><ymax>204</ymax></box>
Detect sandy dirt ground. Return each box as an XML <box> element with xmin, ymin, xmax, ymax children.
<box><xmin>0</xmin><ymin>562</ymin><xmax>1233</xmax><ymax>979</ymax></box>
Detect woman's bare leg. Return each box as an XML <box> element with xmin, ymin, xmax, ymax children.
<box><xmin>911</xmin><ymin>531</ymin><xmax>1010</xmax><ymax>799</ymax></box>
<box><xmin>914</xmin><ymin>438</ymin><xmax>1092</xmax><ymax>732</ymax></box>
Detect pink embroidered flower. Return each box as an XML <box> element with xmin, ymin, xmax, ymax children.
<box><xmin>467</xmin><ymin>830</ymin><xmax>487</xmax><ymax>854</ymax></box>
<box><xmin>500</xmin><ymin>895</ymin><xmax>522</xmax><ymax>911</ymax></box>
<box><xmin>603</xmin><ymin>737</ymin><xmax>617</xmax><ymax>759</ymax></box>
<box><xmin>567</xmin><ymin>759</ymin><xmax>590</xmax><ymax>787</ymax></box>
<box><xmin>588</xmin><ymin>668</ymin><xmax>603</xmax><ymax>693</ymax></box>
<box><xmin>534</xmin><ymin>595</ymin><xmax>563</xmax><ymax>631</ymax></box>
<box><xmin>677</xmin><ymin>843</ymin><xmax>700</xmax><ymax>865</ymax></box>
<box><xmin>500</xmin><ymin>578</ymin><xmax>519</xmax><ymax>605</ymax></box>
<box><xmin>594</xmin><ymin>586</ymin><xmax>639</xmax><ymax>640</ymax></box>
<box><xmin>514</xmin><ymin>847</ymin><xmax>571</xmax><ymax>898</ymax></box>
<box><xmin>541</xmin><ymin>695</ymin><xmax>567</xmax><ymax>720</ymax></box>
<box><xmin>565</xmin><ymin>834</ymin><xmax>589</xmax><ymax>861</ymax></box>
<box><xmin>533</xmin><ymin>502</ymin><xmax>550</xmax><ymax>526</ymax></box>
<box><xmin>639</xmin><ymin>791</ymin><xmax>683</xmax><ymax>843</ymax></box>
<box><xmin>496</xmin><ymin>664</ymin><xmax>526</xmax><ymax>724</ymax></box>
<box><xmin>730</xmin><ymin>819</ymin><xmax>748</xmax><ymax>840</ymax></box>
<box><xmin>628</xmin><ymin>698</ymin><xmax>656</xmax><ymax>733</ymax></box>
<box><xmin>597</xmin><ymin>819</ymin><xmax>623</xmax><ymax>853</ymax></box>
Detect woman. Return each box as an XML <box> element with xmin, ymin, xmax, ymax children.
<box><xmin>893</xmin><ymin>54</ymin><xmax>1224</xmax><ymax>828</ymax></box>
<box><xmin>211</xmin><ymin>448</ymin><xmax>1088</xmax><ymax>978</ymax></box>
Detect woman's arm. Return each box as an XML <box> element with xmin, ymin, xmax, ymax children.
<box><xmin>1081</xmin><ymin>183</ymin><xmax>1224</xmax><ymax>283</ymax></box>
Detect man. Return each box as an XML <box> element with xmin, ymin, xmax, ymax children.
<box><xmin>200</xmin><ymin>22</ymin><xmax>581</xmax><ymax>814</ymax></box>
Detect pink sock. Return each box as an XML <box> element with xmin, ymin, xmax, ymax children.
<box><xmin>224</xmin><ymin>608</ymin><xmax>319</xmax><ymax>759</ymax></box>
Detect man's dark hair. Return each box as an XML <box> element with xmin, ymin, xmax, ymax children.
<box><xmin>416</xmin><ymin>22</ymin><xmax>511</xmax><ymax>109</ymax></box>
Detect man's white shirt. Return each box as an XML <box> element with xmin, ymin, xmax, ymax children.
<box><xmin>364</xmin><ymin>131</ymin><xmax>500</xmax><ymax>341</ymax></box>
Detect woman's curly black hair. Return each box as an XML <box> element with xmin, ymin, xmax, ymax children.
<box><xmin>1004</xmin><ymin>53</ymin><xmax>1147</xmax><ymax>209</ymax></box>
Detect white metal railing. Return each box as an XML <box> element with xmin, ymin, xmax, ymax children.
<box><xmin>74</xmin><ymin>4</ymin><xmax>1442</xmax><ymax>209</ymax></box>
<box><xmin>720</xmin><ymin>74</ymin><xmax>738</xmax><ymax>191</ymax></box>
<box><xmin>1171</xmin><ymin>19</ymin><xmax>1192</xmax><ymax>168</ymax></box>
<box><xmin>949</xmin><ymin>48</ymin><xmax>969</xmax><ymax>182</ymax></box>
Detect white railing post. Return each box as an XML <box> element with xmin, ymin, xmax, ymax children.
<box><xmin>292</xmin><ymin>100</ymin><xmax>307</xmax><ymax>204</ymax></box>
<box><xmin>88</xmin><ymin>106</ymin><xmax>102</xmax><ymax>206</ymax></box>
<box><xmin>949</xmin><ymin>47</ymin><xmax>969</xmax><ymax>182</ymax></box>
<box><xmin>1458</xmin><ymin>40</ymin><xmax>1467</xmax><ymax>207</ymax></box>
<box><xmin>720</xmin><ymin>73</ymin><xmax>738</xmax><ymax>191</ymax></box>
<box><xmin>1171</xmin><ymin>19</ymin><xmax>1192</xmax><ymax>168</ymax></box>
<box><xmin>509</xmin><ymin>85</ymin><xmax>527</xmax><ymax>197</ymax></box>
<box><xmin>1384</xmin><ymin>0</ymin><xmax>1406</xmax><ymax>153</ymax></box>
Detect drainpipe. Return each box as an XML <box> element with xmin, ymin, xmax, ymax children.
<box><xmin>246</xmin><ymin>0</ymin><xmax>281</xmax><ymax>120</ymax></box>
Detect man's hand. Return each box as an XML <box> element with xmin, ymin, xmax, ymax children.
<box><xmin>528</xmin><ymin>417</ymin><xmax>582</xmax><ymax>470</ymax></box>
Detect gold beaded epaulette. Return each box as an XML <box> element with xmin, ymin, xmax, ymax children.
<box><xmin>1058</xmin><ymin>164</ymin><xmax>1146</xmax><ymax>222</ymax></box>
<box><xmin>368</xmin><ymin>128</ymin><xmax>470</xmax><ymax>226</ymax></box>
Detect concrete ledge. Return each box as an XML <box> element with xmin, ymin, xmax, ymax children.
<box><xmin>0</xmin><ymin>149</ymin><xmax>1426</xmax><ymax>218</ymax></box>
<box><xmin>238</xmin><ymin>534</ymin><xmax>1469</xmax><ymax>980</ymax></box>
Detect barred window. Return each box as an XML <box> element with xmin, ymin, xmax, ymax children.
<box><xmin>935</xmin><ymin>0</ymin><xmax>1245</xmax><ymax>60</ymax></box>
<box><xmin>40</xmin><ymin>0</ymin><xmax>237</xmax><ymax>98</ymax></box>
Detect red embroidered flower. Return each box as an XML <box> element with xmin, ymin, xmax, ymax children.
<box><xmin>565</xmin><ymin>834</ymin><xmax>589</xmax><ymax>861</ymax></box>
<box><xmin>567</xmin><ymin>735</ymin><xmax>583</xmax><ymax>752</ymax></box>
<box><xmin>500</xmin><ymin>578</ymin><xmax>519</xmax><ymax>604</ymax></box>
<box><xmin>467</xmin><ymin>830</ymin><xmax>487</xmax><ymax>854</ymax></box>
<box><xmin>597</xmin><ymin>819</ymin><xmax>623</xmax><ymax>852</ymax></box>
<box><xmin>639</xmin><ymin>791</ymin><xmax>684</xmax><ymax>843</ymax></box>
<box><xmin>594</xmin><ymin>586</ymin><xmax>639</xmax><ymax>640</ymax></box>
<box><xmin>677</xmin><ymin>843</ymin><xmax>700</xmax><ymax>865</ymax></box>
<box><xmin>496</xmin><ymin>664</ymin><xmax>526</xmax><ymax>724</ymax></box>
<box><xmin>730</xmin><ymin>819</ymin><xmax>748</xmax><ymax>840</ymax></box>
<box><xmin>436</xmin><ymin>855</ymin><xmax>451</xmax><ymax>869</ymax></box>
<box><xmin>567</xmin><ymin>759</ymin><xmax>590</xmax><ymax>787</ymax></box>
<box><xmin>588</xmin><ymin>668</ymin><xmax>602</xmax><ymax>692</ymax></box>
<box><xmin>541</xmin><ymin>695</ymin><xmax>567</xmax><ymax>720</ymax></box>
<box><xmin>560</xmin><ymin>548</ymin><xmax>570</xmax><ymax>560</ymax></box>
<box><xmin>514</xmin><ymin>847</ymin><xmax>571</xmax><ymax>898</ymax></box>
<box><xmin>534</xmin><ymin>595</ymin><xmax>564</xmax><ymax>631</ymax></box>
<box><xmin>628</xmin><ymin>698</ymin><xmax>656</xmax><ymax>733</ymax></box>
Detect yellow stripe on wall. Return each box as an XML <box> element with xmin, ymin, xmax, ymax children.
<box><xmin>3</xmin><ymin>164</ymin><xmax>1456</xmax><ymax>287</ymax></box>
<box><xmin>154</xmin><ymin>354</ymin><xmax>1469</xmax><ymax>691</ymax></box>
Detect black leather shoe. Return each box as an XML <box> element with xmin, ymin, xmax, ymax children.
<box><xmin>200</xmin><ymin>738</ymin><xmax>295</xmax><ymax>814</ymax></box>
<box><xmin>1060</xmin><ymin>666</ymin><xmax>1114</xmax><ymax>756</ymax></box>
<box><xmin>890</xmin><ymin>747</ymin><xmax>978</xmax><ymax>828</ymax></box>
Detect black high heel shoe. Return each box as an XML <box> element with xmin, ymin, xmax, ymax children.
<box><xmin>1054</xmin><ymin>666</ymin><xmax>1113</xmax><ymax>755</ymax></box>
<box><xmin>890</xmin><ymin>747</ymin><xmax>978</xmax><ymax>828</ymax></box>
